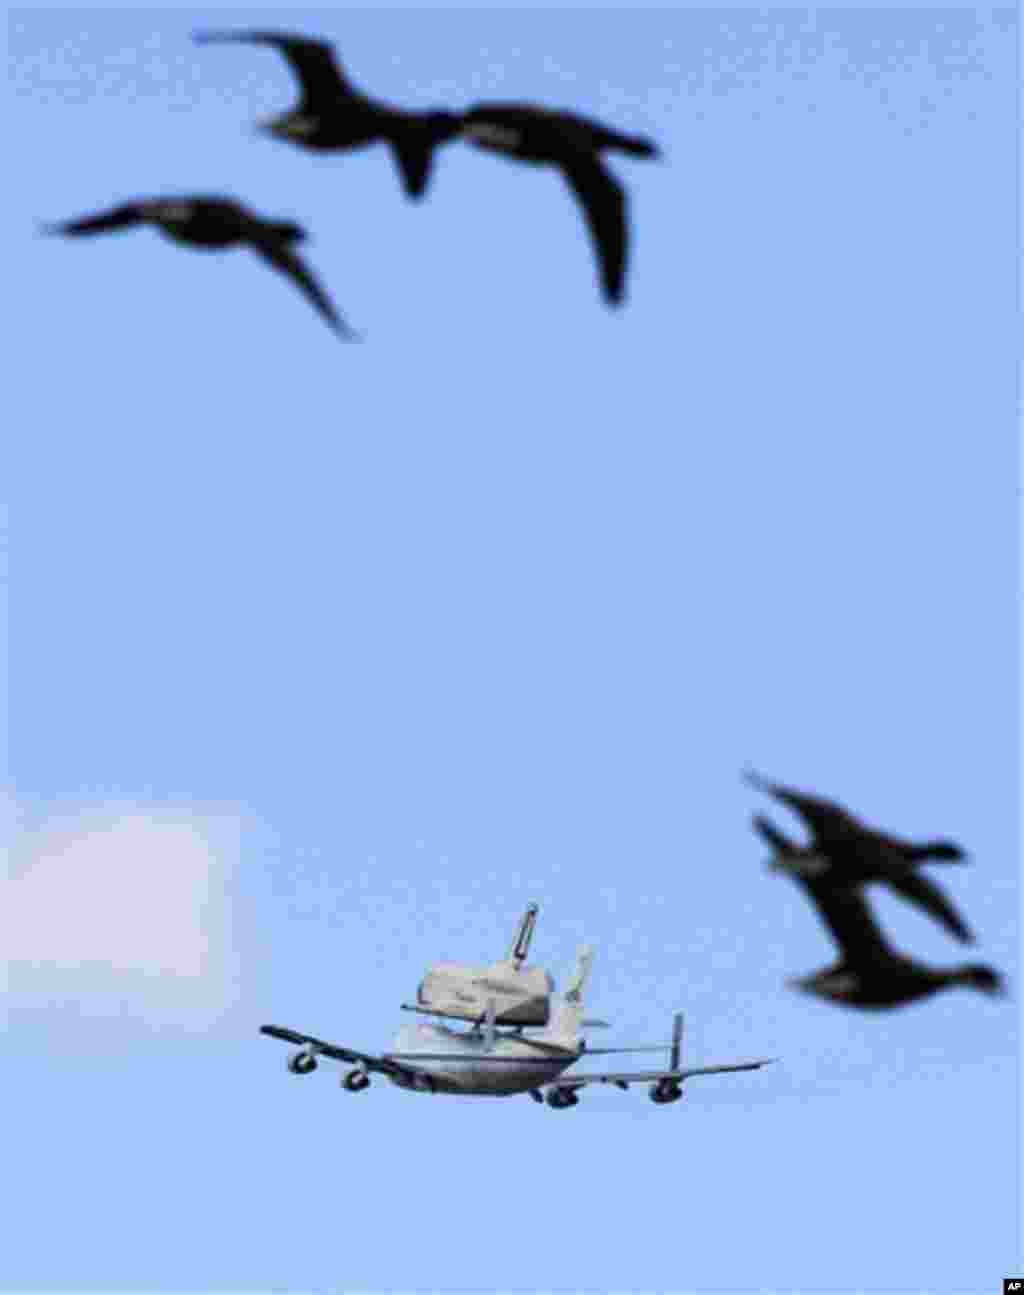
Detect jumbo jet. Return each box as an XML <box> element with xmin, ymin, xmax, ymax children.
<box><xmin>260</xmin><ymin>946</ymin><xmax>776</xmax><ymax>1108</ymax></box>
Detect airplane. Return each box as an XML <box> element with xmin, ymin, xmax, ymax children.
<box><xmin>260</xmin><ymin>945</ymin><xmax>776</xmax><ymax>1108</ymax></box>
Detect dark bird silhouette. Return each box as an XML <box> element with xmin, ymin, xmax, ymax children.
<box><xmin>751</xmin><ymin>810</ymin><xmax>973</xmax><ymax>944</ymax></box>
<box><xmin>193</xmin><ymin>30</ymin><xmax>461</xmax><ymax>199</ymax></box>
<box><xmin>459</xmin><ymin>104</ymin><xmax>660</xmax><ymax>305</ymax></box>
<box><xmin>41</xmin><ymin>196</ymin><xmax>358</xmax><ymax>339</ymax></box>
<box><xmin>745</xmin><ymin>768</ymin><xmax>971</xmax><ymax>940</ymax></box>
<box><xmin>767</xmin><ymin>854</ymin><xmax>1005</xmax><ymax>1009</ymax></box>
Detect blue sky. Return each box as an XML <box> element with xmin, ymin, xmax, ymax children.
<box><xmin>7</xmin><ymin>6</ymin><xmax>1018</xmax><ymax>1292</ymax></box>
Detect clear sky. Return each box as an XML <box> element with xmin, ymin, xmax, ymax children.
<box><xmin>7</xmin><ymin>6</ymin><xmax>1019</xmax><ymax>1293</ymax></box>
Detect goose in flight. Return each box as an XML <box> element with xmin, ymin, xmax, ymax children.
<box><xmin>745</xmin><ymin>769</ymin><xmax>971</xmax><ymax>942</ymax></box>
<box><xmin>41</xmin><ymin>195</ymin><xmax>359</xmax><ymax>340</ymax></box>
<box><xmin>751</xmin><ymin>810</ymin><xmax>973</xmax><ymax>945</ymax></box>
<box><xmin>460</xmin><ymin>103</ymin><xmax>660</xmax><ymax>305</ymax></box>
<box><xmin>194</xmin><ymin>30</ymin><xmax>461</xmax><ymax>199</ymax></box>
<box><xmin>767</xmin><ymin>852</ymin><xmax>1003</xmax><ymax>1009</ymax></box>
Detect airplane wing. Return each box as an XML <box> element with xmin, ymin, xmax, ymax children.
<box><xmin>263</xmin><ymin>1024</ymin><xmax>576</xmax><ymax>1070</ymax></box>
<box><xmin>582</xmin><ymin>1044</ymin><xmax>673</xmax><ymax>1056</ymax></box>
<box><xmin>260</xmin><ymin>1024</ymin><xmax>424</xmax><ymax>1080</ymax></box>
<box><xmin>546</xmin><ymin>1059</ymin><xmax>776</xmax><ymax>1092</ymax></box>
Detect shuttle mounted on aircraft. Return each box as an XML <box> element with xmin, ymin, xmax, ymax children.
<box><xmin>408</xmin><ymin>902</ymin><xmax>556</xmax><ymax>1026</ymax></box>
<box><xmin>261</xmin><ymin>940</ymin><xmax>776</xmax><ymax>1108</ymax></box>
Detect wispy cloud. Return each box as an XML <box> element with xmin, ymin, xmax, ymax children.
<box><xmin>3</xmin><ymin>793</ymin><xmax>254</xmax><ymax>1041</ymax></box>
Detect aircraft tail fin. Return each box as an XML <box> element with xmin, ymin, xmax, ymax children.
<box><xmin>508</xmin><ymin>903</ymin><xmax>539</xmax><ymax>968</ymax></box>
<box><xmin>670</xmin><ymin>1012</ymin><xmax>684</xmax><ymax>1071</ymax></box>
<box><xmin>536</xmin><ymin>945</ymin><xmax>594</xmax><ymax>1051</ymax></box>
<box><xmin>564</xmin><ymin>945</ymin><xmax>594</xmax><ymax>1004</ymax></box>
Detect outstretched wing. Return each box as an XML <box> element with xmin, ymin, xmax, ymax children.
<box><xmin>744</xmin><ymin>768</ymin><xmax>862</xmax><ymax>844</ymax></box>
<box><xmin>884</xmin><ymin>872</ymin><xmax>974</xmax><ymax>943</ymax></box>
<box><xmin>559</xmin><ymin>154</ymin><xmax>627</xmax><ymax>305</ymax></box>
<box><xmin>253</xmin><ymin>242</ymin><xmax>361</xmax><ymax>340</ymax></box>
<box><xmin>546</xmin><ymin>1058</ymin><xmax>775</xmax><ymax>1094</ymax></box>
<box><xmin>42</xmin><ymin>203</ymin><xmax>150</xmax><ymax>237</ymax></box>
<box><xmin>260</xmin><ymin>1025</ymin><xmax>419</xmax><ymax>1080</ymax></box>
<box><xmin>753</xmin><ymin>812</ymin><xmax>800</xmax><ymax>856</ymax></box>
<box><xmin>194</xmin><ymin>30</ymin><xmax>357</xmax><ymax>107</ymax></box>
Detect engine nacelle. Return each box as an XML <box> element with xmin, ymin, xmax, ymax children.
<box><xmin>342</xmin><ymin>1069</ymin><xmax>370</xmax><ymax>1092</ymax></box>
<box><xmin>288</xmin><ymin>1050</ymin><xmax>318</xmax><ymax>1075</ymax></box>
<box><xmin>546</xmin><ymin>1087</ymin><xmax>580</xmax><ymax>1109</ymax></box>
<box><xmin>649</xmin><ymin>1078</ymin><xmax>683</xmax><ymax>1104</ymax></box>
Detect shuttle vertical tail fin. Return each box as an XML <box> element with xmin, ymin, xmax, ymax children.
<box><xmin>536</xmin><ymin>945</ymin><xmax>594</xmax><ymax>1052</ymax></box>
<box><xmin>507</xmin><ymin>903</ymin><xmax>539</xmax><ymax>968</ymax></box>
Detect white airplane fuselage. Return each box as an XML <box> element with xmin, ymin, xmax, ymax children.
<box><xmin>384</xmin><ymin>1021</ymin><xmax>578</xmax><ymax>1096</ymax></box>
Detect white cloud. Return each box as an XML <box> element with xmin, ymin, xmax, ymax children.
<box><xmin>3</xmin><ymin>794</ymin><xmax>252</xmax><ymax>1038</ymax></box>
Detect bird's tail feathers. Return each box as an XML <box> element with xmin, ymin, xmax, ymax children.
<box><xmin>960</xmin><ymin>965</ymin><xmax>1006</xmax><ymax>996</ymax></box>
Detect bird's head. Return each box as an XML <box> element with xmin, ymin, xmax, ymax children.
<box><xmin>958</xmin><ymin>965</ymin><xmax>1007</xmax><ymax>996</ymax></box>
<box><xmin>766</xmin><ymin>849</ymin><xmax>832</xmax><ymax>881</ymax></box>
<box><xmin>788</xmin><ymin>969</ymin><xmax>860</xmax><ymax>1001</ymax></box>
<box><xmin>272</xmin><ymin>221</ymin><xmax>306</xmax><ymax>244</ymax></box>
<box><xmin>928</xmin><ymin>840</ymin><xmax>966</xmax><ymax>861</ymax></box>
<box><xmin>255</xmin><ymin>111</ymin><xmax>318</xmax><ymax>143</ymax></box>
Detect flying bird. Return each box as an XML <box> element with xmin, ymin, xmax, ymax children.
<box><xmin>41</xmin><ymin>196</ymin><xmax>358</xmax><ymax>340</ymax></box>
<box><xmin>459</xmin><ymin>104</ymin><xmax>660</xmax><ymax>306</ymax></box>
<box><xmin>744</xmin><ymin>767</ymin><xmax>971</xmax><ymax>932</ymax></box>
<box><xmin>767</xmin><ymin>856</ymin><xmax>1004</xmax><ymax>1009</ymax></box>
<box><xmin>193</xmin><ymin>30</ymin><xmax>461</xmax><ymax>199</ymax></box>
<box><xmin>751</xmin><ymin>811</ymin><xmax>973</xmax><ymax>944</ymax></box>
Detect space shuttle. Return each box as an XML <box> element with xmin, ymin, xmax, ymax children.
<box><xmin>404</xmin><ymin>903</ymin><xmax>556</xmax><ymax>1026</ymax></box>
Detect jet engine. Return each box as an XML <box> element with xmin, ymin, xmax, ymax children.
<box><xmin>288</xmin><ymin>1049</ymin><xmax>318</xmax><ymax>1075</ymax></box>
<box><xmin>342</xmin><ymin>1069</ymin><xmax>370</xmax><ymax>1092</ymax></box>
<box><xmin>546</xmin><ymin>1087</ymin><xmax>580</xmax><ymax>1109</ymax></box>
<box><xmin>649</xmin><ymin>1078</ymin><xmax>683</xmax><ymax>1104</ymax></box>
<box><xmin>414</xmin><ymin>903</ymin><xmax>555</xmax><ymax>1027</ymax></box>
